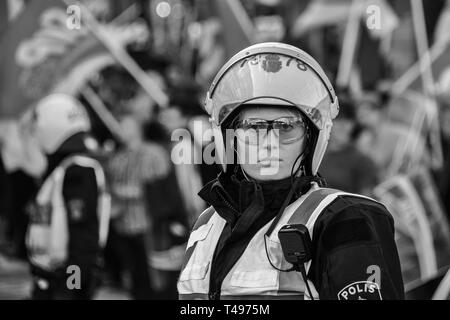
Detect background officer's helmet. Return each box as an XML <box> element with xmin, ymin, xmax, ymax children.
<box><xmin>33</xmin><ymin>93</ymin><xmax>91</xmax><ymax>154</ymax></box>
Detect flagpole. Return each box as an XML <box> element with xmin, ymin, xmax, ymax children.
<box><xmin>111</xmin><ymin>3</ymin><xmax>139</xmax><ymax>25</ymax></box>
<box><xmin>409</xmin><ymin>0</ymin><xmax>442</xmax><ymax>170</ymax></box>
<box><xmin>226</xmin><ymin>0</ymin><xmax>255</xmax><ymax>44</ymax></box>
<box><xmin>388</xmin><ymin>0</ymin><xmax>443</xmax><ymax>176</ymax></box>
<box><xmin>80</xmin><ymin>85</ymin><xmax>125</xmax><ymax>144</ymax></box>
<box><xmin>336</xmin><ymin>0</ymin><xmax>362</xmax><ymax>89</ymax></box>
<box><xmin>391</xmin><ymin>43</ymin><xmax>445</xmax><ymax>95</ymax></box>
<box><xmin>213</xmin><ymin>0</ymin><xmax>255</xmax><ymax>58</ymax></box>
<box><xmin>410</xmin><ymin>0</ymin><xmax>435</xmax><ymax>96</ymax></box>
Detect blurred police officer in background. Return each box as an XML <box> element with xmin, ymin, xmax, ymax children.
<box><xmin>26</xmin><ymin>94</ymin><xmax>110</xmax><ymax>300</ymax></box>
<box><xmin>178</xmin><ymin>43</ymin><xmax>404</xmax><ymax>300</ymax></box>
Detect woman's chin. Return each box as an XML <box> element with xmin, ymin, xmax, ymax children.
<box><xmin>244</xmin><ymin>164</ymin><xmax>290</xmax><ymax>181</ymax></box>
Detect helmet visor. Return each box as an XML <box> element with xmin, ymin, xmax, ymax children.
<box><xmin>210</xmin><ymin>53</ymin><xmax>331</xmax><ymax>129</ymax></box>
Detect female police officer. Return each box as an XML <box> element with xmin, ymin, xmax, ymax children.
<box><xmin>177</xmin><ymin>43</ymin><xmax>404</xmax><ymax>300</ymax></box>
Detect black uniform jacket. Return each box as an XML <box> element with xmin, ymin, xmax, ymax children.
<box><xmin>29</xmin><ymin>133</ymin><xmax>101</xmax><ymax>298</ymax></box>
<box><xmin>196</xmin><ymin>171</ymin><xmax>405</xmax><ymax>300</ymax></box>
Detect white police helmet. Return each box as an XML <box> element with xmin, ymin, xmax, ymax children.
<box><xmin>34</xmin><ymin>94</ymin><xmax>91</xmax><ymax>154</ymax></box>
<box><xmin>204</xmin><ymin>42</ymin><xmax>339</xmax><ymax>176</ymax></box>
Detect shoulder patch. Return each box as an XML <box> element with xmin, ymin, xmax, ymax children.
<box><xmin>67</xmin><ymin>198</ymin><xmax>86</xmax><ymax>222</ymax></box>
<box><xmin>327</xmin><ymin>194</ymin><xmax>391</xmax><ymax>220</ymax></box>
<box><xmin>338</xmin><ymin>281</ymin><xmax>382</xmax><ymax>300</ymax></box>
<box><xmin>338</xmin><ymin>194</ymin><xmax>385</xmax><ymax>208</ymax></box>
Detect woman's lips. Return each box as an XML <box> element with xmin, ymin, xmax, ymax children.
<box><xmin>258</xmin><ymin>157</ymin><xmax>282</xmax><ymax>166</ymax></box>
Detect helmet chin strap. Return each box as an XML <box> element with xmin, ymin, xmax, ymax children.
<box><xmin>292</xmin><ymin>152</ymin><xmax>305</xmax><ymax>177</ymax></box>
<box><xmin>290</xmin><ymin>124</ymin><xmax>312</xmax><ymax>180</ymax></box>
<box><xmin>264</xmin><ymin>146</ymin><xmax>309</xmax><ymax>239</ymax></box>
<box><xmin>290</xmin><ymin>150</ymin><xmax>307</xmax><ymax>197</ymax></box>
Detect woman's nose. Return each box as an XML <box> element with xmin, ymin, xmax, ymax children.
<box><xmin>261</xmin><ymin>129</ymin><xmax>279</xmax><ymax>150</ymax></box>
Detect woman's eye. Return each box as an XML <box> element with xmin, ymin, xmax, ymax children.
<box><xmin>243</xmin><ymin>121</ymin><xmax>265</xmax><ymax>130</ymax></box>
<box><xmin>278</xmin><ymin>122</ymin><xmax>293</xmax><ymax>131</ymax></box>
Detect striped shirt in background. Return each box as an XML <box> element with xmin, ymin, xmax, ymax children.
<box><xmin>107</xmin><ymin>142</ymin><xmax>170</xmax><ymax>236</ymax></box>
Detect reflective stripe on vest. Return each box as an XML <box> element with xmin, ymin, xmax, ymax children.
<box><xmin>180</xmin><ymin>206</ymin><xmax>216</xmax><ymax>274</ymax></box>
<box><xmin>177</xmin><ymin>183</ymin><xmax>379</xmax><ymax>300</ymax></box>
<box><xmin>26</xmin><ymin>155</ymin><xmax>111</xmax><ymax>271</ymax></box>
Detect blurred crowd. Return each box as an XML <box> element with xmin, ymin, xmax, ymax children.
<box><xmin>1</xmin><ymin>0</ymin><xmax>450</xmax><ymax>299</ymax></box>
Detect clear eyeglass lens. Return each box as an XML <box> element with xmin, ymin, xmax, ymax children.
<box><xmin>235</xmin><ymin>117</ymin><xmax>306</xmax><ymax>145</ymax></box>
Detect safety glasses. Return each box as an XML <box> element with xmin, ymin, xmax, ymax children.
<box><xmin>233</xmin><ymin>116</ymin><xmax>307</xmax><ymax>145</ymax></box>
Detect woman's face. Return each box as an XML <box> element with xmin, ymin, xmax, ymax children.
<box><xmin>234</xmin><ymin>107</ymin><xmax>307</xmax><ymax>181</ymax></box>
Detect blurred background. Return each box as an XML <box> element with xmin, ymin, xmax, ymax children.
<box><xmin>1</xmin><ymin>0</ymin><xmax>450</xmax><ymax>300</ymax></box>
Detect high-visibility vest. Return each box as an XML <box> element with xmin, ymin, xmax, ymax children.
<box><xmin>26</xmin><ymin>155</ymin><xmax>111</xmax><ymax>271</ymax></box>
<box><xmin>177</xmin><ymin>182</ymin><xmax>376</xmax><ymax>300</ymax></box>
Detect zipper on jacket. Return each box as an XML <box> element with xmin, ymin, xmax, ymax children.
<box><xmin>216</xmin><ymin>189</ymin><xmax>239</xmax><ymax>215</ymax></box>
<box><xmin>208</xmin><ymin>189</ymin><xmax>239</xmax><ymax>300</ymax></box>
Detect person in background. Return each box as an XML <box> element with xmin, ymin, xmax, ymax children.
<box><xmin>354</xmin><ymin>92</ymin><xmax>387</xmax><ymax>158</ymax></box>
<box><xmin>142</xmin><ymin>107</ymin><xmax>192</xmax><ymax>300</ymax></box>
<box><xmin>320</xmin><ymin>95</ymin><xmax>379</xmax><ymax>195</ymax></box>
<box><xmin>98</xmin><ymin>57</ymin><xmax>190</xmax><ymax>299</ymax></box>
<box><xmin>26</xmin><ymin>94</ymin><xmax>110</xmax><ymax>300</ymax></box>
<box><xmin>0</xmin><ymin>119</ymin><xmax>44</xmax><ymax>260</ymax></box>
<box><xmin>167</xmin><ymin>77</ymin><xmax>220</xmax><ymax>186</ymax></box>
<box><xmin>158</xmin><ymin>79</ymin><xmax>219</xmax><ymax>225</ymax></box>
<box><xmin>107</xmin><ymin>113</ymin><xmax>170</xmax><ymax>300</ymax></box>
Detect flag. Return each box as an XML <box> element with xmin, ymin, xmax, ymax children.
<box><xmin>294</xmin><ymin>0</ymin><xmax>398</xmax><ymax>90</ymax></box>
<box><xmin>401</xmin><ymin>46</ymin><xmax>448</xmax><ymax>171</ymax></box>
<box><xmin>374</xmin><ymin>168</ymin><xmax>450</xmax><ymax>292</ymax></box>
<box><xmin>409</xmin><ymin>168</ymin><xmax>450</xmax><ymax>271</ymax></box>
<box><xmin>408</xmin><ymin>43</ymin><xmax>450</xmax><ymax>94</ymax></box>
<box><xmin>292</xmin><ymin>0</ymin><xmax>350</xmax><ymax>37</ymax></box>
<box><xmin>373</xmin><ymin>175</ymin><xmax>434</xmax><ymax>289</ymax></box>
<box><xmin>292</xmin><ymin>0</ymin><xmax>398</xmax><ymax>38</ymax></box>
<box><xmin>0</xmin><ymin>0</ymin><xmax>108</xmax><ymax>118</ymax></box>
<box><xmin>0</xmin><ymin>0</ymin><xmax>153</xmax><ymax>118</ymax></box>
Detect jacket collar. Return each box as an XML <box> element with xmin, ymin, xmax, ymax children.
<box><xmin>199</xmin><ymin>169</ymin><xmax>321</xmax><ymax>228</ymax></box>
